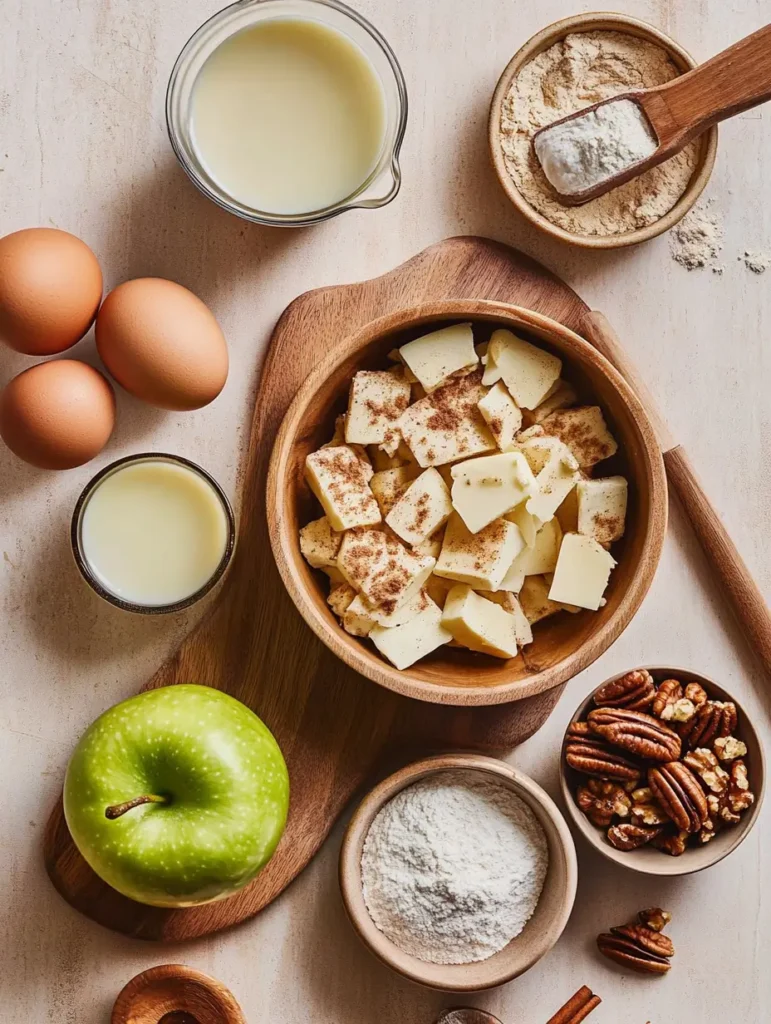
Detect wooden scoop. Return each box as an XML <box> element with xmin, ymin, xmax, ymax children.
<box><xmin>534</xmin><ymin>24</ymin><xmax>771</xmax><ymax>205</ymax></box>
<box><xmin>111</xmin><ymin>965</ymin><xmax>246</xmax><ymax>1024</ymax></box>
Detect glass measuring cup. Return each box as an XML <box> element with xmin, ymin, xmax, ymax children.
<box><xmin>166</xmin><ymin>0</ymin><xmax>408</xmax><ymax>227</ymax></box>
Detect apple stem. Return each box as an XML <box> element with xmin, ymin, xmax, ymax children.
<box><xmin>105</xmin><ymin>794</ymin><xmax>168</xmax><ymax>819</ymax></box>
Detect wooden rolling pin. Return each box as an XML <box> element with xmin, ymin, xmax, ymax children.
<box><xmin>581</xmin><ymin>311</ymin><xmax>771</xmax><ymax>679</ymax></box>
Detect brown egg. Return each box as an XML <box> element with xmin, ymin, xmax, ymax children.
<box><xmin>0</xmin><ymin>228</ymin><xmax>103</xmax><ymax>355</ymax></box>
<box><xmin>0</xmin><ymin>360</ymin><xmax>115</xmax><ymax>470</ymax></box>
<box><xmin>95</xmin><ymin>278</ymin><xmax>229</xmax><ymax>411</ymax></box>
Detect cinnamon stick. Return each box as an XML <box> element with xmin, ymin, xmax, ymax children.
<box><xmin>545</xmin><ymin>985</ymin><xmax>602</xmax><ymax>1024</ymax></box>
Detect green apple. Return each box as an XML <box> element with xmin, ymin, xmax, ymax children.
<box><xmin>63</xmin><ymin>684</ymin><xmax>289</xmax><ymax>907</ymax></box>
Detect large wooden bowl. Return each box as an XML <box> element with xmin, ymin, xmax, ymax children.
<box><xmin>267</xmin><ymin>300</ymin><xmax>667</xmax><ymax>706</ymax></box>
<box><xmin>338</xmin><ymin>754</ymin><xmax>578</xmax><ymax>991</ymax></box>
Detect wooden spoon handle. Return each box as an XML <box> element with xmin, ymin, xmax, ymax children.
<box><xmin>640</xmin><ymin>24</ymin><xmax>771</xmax><ymax>152</ymax></box>
<box><xmin>581</xmin><ymin>310</ymin><xmax>771</xmax><ymax>681</ymax></box>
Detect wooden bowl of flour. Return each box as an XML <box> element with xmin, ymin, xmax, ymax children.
<box><xmin>488</xmin><ymin>13</ymin><xmax>718</xmax><ymax>249</ymax></box>
<box><xmin>339</xmin><ymin>754</ymin><xmax>577</xmax><ymax>991</ymax></box>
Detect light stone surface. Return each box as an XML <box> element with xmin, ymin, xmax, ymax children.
<box><xmin>0</xmin><ymin>0</ymin><xmax>769</xmax><ymax>1021</ymax></box>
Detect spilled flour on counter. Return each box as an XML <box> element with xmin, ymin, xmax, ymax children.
<box><xmin>670</xmin><ymin>200</ymin><xmax>724</xmax><ymax>271</ymax></box>
<box><xmin>360</xmin><ymin>770</ymin><xmax>548</xmax><ymax>964</ymax></box>
<box><xmin>740</xmin><ymin>250</ymin><xmax>771</xmax><ymax>274</ymax></box>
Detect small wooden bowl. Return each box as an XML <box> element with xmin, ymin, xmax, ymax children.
<box><xmin>488</xmin><ymin>13</ymin><xmax>718</xmax><ymax>249</ymax></box>
<box><xmin>560</xmin><ymin>668</ymin><xmax>766</xmax><ymax>875</ymax></box>
<box><xmin>339</xmin><ymin>754</ymin><xmax>578</xmax><ymax>991</ymax></box>
<box><xmin>267</xmin><ymin>299</ymin><xmax>667</xmax><ymax>706</ymax></box>
<box><xmin>111</xmin><ymin>964</ymin><xmax>246</xmax><ymax>1024</ymax></box>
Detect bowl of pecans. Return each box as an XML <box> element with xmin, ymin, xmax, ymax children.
<box><xmin>560</xmin><ymin>667</ymin><xmax>764</xmax><ymax>875</ymax></box>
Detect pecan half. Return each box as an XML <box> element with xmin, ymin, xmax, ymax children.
<box><xmin>594</xmin><ymin>669</ymin><xmax>656</xmax><ymax>711</ymax></box>
<box><xmin>648</xmin><ymin>762</ymin><xmax>708</xmax><ymax>833</ymax></box>
<box><xmin>679</xmin><ymin>701</ymin><xmax>737</xmax><ymax>749</ymax></box>
<box><xmin>638</xmin><ymin>908</ymin><xmax>672</xmax><ymax>933</ymax></box>
<box><xmin>612</xmin><ymin>924</ymin><xmax>674</xmax><ymax>959</ymax></box>
<box><xmin>650</xmin><ymin>828</ymin><xmax>689</xmax><ymax>856</ymax></box>
<box><xmin>565</xmin><ymin>735</ymin><xmax>642</xmax><ymax>784</ymax></box>
<box><xmin>587</xmin><ymin>708</ymin><xmax>682</xmax><ymax>762</ymax></box>
<box><xmin>607</xmin><ymin>823</ymin><xmax>663</xmax><ymax>850</ymax></box>
<box><xmin>596</xmin><ymin>929</ymin><xmax>671</xmax><ymax>974</ymax></box>
<box><xmin>652</xmin><ymin>678</ymin><xmax>682</xmax><ymax>717</ymax></box>
<box><xmin>684</xmin><ymin>681</ymin><xmax>708</xmax><ymax>708</ymax></box>
<box><xmin>728</xmin><ymin>759</ymin><xmax>755</xmax><ymax>814</ymax></box>
<box><xmin>566</xmin><ymin>720</ymin><xmax>592</xmax><ymax>740</ymax></box>
<box><xmin>577</xmin><ymin>778</ymin><xmax>632</xmax><ymax>827</ymax></box>
<box><xmin>682</xmin><ymin>748</ymin><xmax>729</xmax><ymax>794</ymax></box>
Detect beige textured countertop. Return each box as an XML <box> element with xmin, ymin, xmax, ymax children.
<box><xmin>1</xmin><ymin>1</ymin><xmax>769</xmax><ymax>1021</ymax></box>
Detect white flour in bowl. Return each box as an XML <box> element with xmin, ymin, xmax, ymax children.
<box><xmin>360</xmin><ymin>770</ymin><xmax>549</xmax><ymax>964</ymax></box>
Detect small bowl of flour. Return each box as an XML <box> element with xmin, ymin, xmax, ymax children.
<box><xmin>340</xmin><ymin>755</ymin><xmax>577</xmax><ymax>991</ymax></box>
<box><xmin>489</xmin><ymin>13</ymin><xmax>718</xmax><ymax>249</ymax></box>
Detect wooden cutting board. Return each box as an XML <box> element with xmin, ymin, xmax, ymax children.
<box><xmin>44</xmin><ymin>236</ymin><xmax>589</xmax><ymax>942</ymax></box>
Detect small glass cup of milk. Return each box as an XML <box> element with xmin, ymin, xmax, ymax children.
<box><xmin>166</xmin><ymin>0</ymin><xmax>407</xmax><ymax>226</ymax></box>
<box><xmin>71</xmin><ymin>454</ymin><xmax>236</xmax><ymax>614</ymax></box>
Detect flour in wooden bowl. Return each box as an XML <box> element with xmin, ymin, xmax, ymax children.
<box><xmin>360</xmin><ymin>771</ymin><xmax>548</xmax><ymax>964</ymax></box>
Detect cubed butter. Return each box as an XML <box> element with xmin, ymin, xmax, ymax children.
<box><xmin>414</xmin><ymin>527</ymin><xmax>445</xmax><ymax>560</ymax></box>
<box><xmin>482</xmin><ymin>346</ymin><xmax>503</xmax><ymax>386</ymax></box>
<box><xmin>327</xmin><ymin>582</ymin><xmax>356</xmax><ymax>617</ymax></box>
<box><xmin>519</xmin><ymin>574</ymin><xmax>564</xmax><ymax>624</ymax></box>
<box><xmin>489</xmin><ymin>329</ymin><xmax>562</xmax><ymax>409</ymax></box>
<box><xmin>434</xmin><ymin>513</ymin><xmax>525</xmax><ymax>591</ymax></box>
<box><xmin>398</xmin><ymin>369</ymin><xmax>496</xmax><ymax>467</ymax></box>
<box><xmin>526</xmin><ymin>446</ymin><xmax>581</xmax><ymax>523</ymax></box>
<box><xmin>505</xmin><ymin>503</ymin><xmax>542</xmax><ymax>548</ymax></box>
<box><xmin>345</xmin><ymin>370</ymin><xmax>411</xmax><ymax>446</ymax></box>
<box><xmin>322</xmin><ymin>565</ymin><xmax>346</xmax><ymax>584</ymax></box>
<box><xmin>450</xmin><ymin>452</ymin><xmax>536</xmax><ymax>534</ymax></box>
<box><xmin>370</xmin><ymin>466</ymin><xmax>418</xmax><ymax>516</ymax></box>
<box><xmin>342</xmin><ymin>595</ymin><xmax>377</xmax><ymax>636</ymax></box>
<box><xmin>398</xmin><ymin>323</ymin><xmax>478</xmax><ymax>392</ymax></box>
<box><xmin>548</xmin><ymin>532</ymin><xmax>617</xmax><ymax>611</ymax></box>
<box><xmin>441</xmin><ymin>584</ymin><xmax>519</xmax><ymax>659</ymax></box>
<box><xmin>508</xmin><ymin>517</ymin><xmax>563</xmax><ymax>576</ymax></box>
<box><xmin>368</xmin><ymin>444</ymin><xmax>408</xmax><ymax>472</ymax></box>
<box><xmin>523</xmin><ymin>379</ymin><xmax>578</xmax><ymax>425</ymax></box>
<box><xmin>477</xmin><ymin>381</ymin><xmax>522</xmax><ymax>452</ymax></box>
<box><xmin>425</xmin><ymin>573</ymin><xmax>454</xmax><ymax>608</ymax></box>
<box><xmin>542</xmin><ymin>406</ymin><xmax>618</xmax><ymax>468</ymax></box>
<box><xmin>299</xmin><ymin>516</ymin><xmax>342</xmax><ymax>568</ymax></box>
<box><xmin>337</xmin><ymin>528</ymin><xmax>435</xmax><ymax>612</ymax></box>
<box><xmin>305</xmin><ymin>446</ymin><xmax>381</xmax><ymax>531</ymax></box>
<box><xmin>386</xmin><ymin>467</ymin><xmax>454</xmax><ymax>546</ymax></box>
<box><xmin>370</xmin><ymin>597</ymin><xmax>452</xmax><ymax>670</ymax></box>
<box><xmin>517</xmin><ymin>431</ymin><xmax>572</xmax><ymax>474</ymax></box>
<box><xmin>480</xmin><ymin>591</ymin><xmax>533</xmax><ymax>646</ymax></box>
<box><xmin>577</xmin><ymin>476</ymin><xmax>628</xmax><ymax>547</ymax></box>
<box><xmin>498</xmin><ymin>562</ymin><xmax>526</xmax><ymax>593</ymax></box>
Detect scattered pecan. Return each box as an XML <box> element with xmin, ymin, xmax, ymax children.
<box><xmin>684</xmin><ymin>681</ymin><xmax>708</xmax><ymax>708</ymax></box>
<box><xmin>607</xmin><ymin>823</ymin><xmax>663</xmax><ymax>850</ymax></box>
<box><xmin>728</xmin><ymin>759</ymin><xmax>755</xmax><ymax>814</ymax></box>
<box><xmin>650</xmin><ymin>828</ymin><xmax>689</xmax><ymax>856</ymax></box>
<box><xmin>648</xmin><ymin>762</ymin><xmax>708</xmax><ymax>833</ymax></box>
<box><xmin>629</xmin><ymin>787</ymin><xmax>671</xmax><ymax>826</ymax></box>
<box><xmin>714</xmin><ymin>735</ymin><xmax>748</xmax><ymax>762</ymax></box>
<box><xmin>577</xmin><ymin>779</ymin><xmax>632</xmax><ymax>827</ymax></box>
<box><xmin>594</xmin><ymin>669</ymin><xmax>656</xmax><ymax>711</ymax></box>
<box><xmin>651</xmin><ymin>678</ymin><xmax>682</xmax><ymax>717</ymax></box>
<box><xmin>679</xmin><ymin>700</ymin><xmax>737</xmax><ymax>749</ymax></box>
<box><xmin>596</xmin><ymin>916</ymin><xmax>674</xmax><ymax>974</ymax></box>
<box><xmin>587</xmin><ymin>708</ymin><xmax>682</xmax><ymax>763</ymax></box>
<box><xmin>682</xmin><ymin>748</ymin><xmax>729</xmax><ymax>794</ymax></box>
<box><xmin>566</xmin><ymin>720</ymin><xmax>592</xmax><ymax>740</ymax></box>
<box><xmin>638</xmin><ymin>908</ymin><xmax>672</xmax><ymax>933</ymax></box>
<box><xmin>565</xmin><ymin>734</ymin><xmax>642</xmax><ymax>784</ymax></box>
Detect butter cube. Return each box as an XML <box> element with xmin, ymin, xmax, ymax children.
<box><xmin>323</xmin><ymin>416</ymin><xmax>373</xmax><ymax>479</ymax></box>
<box><xmin>435</xmin><ymin>513</ymin><xmax>525</xmax><ymax>591</ymax></box>
<box><xmin>398</xmin><ymin>323</ymin><xmax>478</xmax><ymax>392</ymax></box>
<box><xmin>526</xmin><ymin>446</ymin><xmax>581</xmax><ymax>523</ymax></box>
<box><xmin>577</xmin><ymin>476</ymin><xmax>628</xmax><ymax>547</ymax></box>
<box><xmin>489</xmin><ymin>329</ymin><xmax>562</xmax><ymax>409</ymax></box>
<box><xmin>398</xmin><ymin>369</ymin><xmax>496</xmax><ymax>467</ymax></box>
<box><xmin>414</xmin><ymin>527</ymin><xmax>445</xmax><ymax>560</ymax></box>
<box><xmin>337</xmin><ymin>528</ymin><xmax>435</xmax><ymax>612</ymax></box>
<box><xmin>482</xmin><ymin>346</ymin><xmax>503</xmax><ymax>386</ymax></box>
<box><xmin>343</xmin><ymin>595</ymin><xmax>377</xmax><ymax>636</ymax></box>
<box><xmin>299</xmin><ymin>516</ymin><xmax>342</xmax><ymax>568</ymax></box>
<box><xmin>305</xmin><ymin>446</ymin><xmax>381</xmax><ymax>531</ymax></box>
<box><xmin>450</xmin><ymin>452</ymin><xmax>536</xmax><ymax>534</ymax></box>
<box><xmin>506</xmin><ymin>503</ymin><xmax>542</xmax><ymax>547</ymax></box>
<box><xmin>508</xmin><ymin>518</ymin><xmax>563</xmax><ymax>576</ymax></box>
<box><xmin>327</xmin><ymin>582</ymin><xmax>356</xmax><ymax>617</ymax></box>
<box><xmin>524</xmin><ymin>379</ymin><xmax>578</xmax><ymax>425</ymax></box>
<box><xmin>368</xmin><ymin>444</ymin><xmax>408</xmax><ymax>471</ymax></box>
<box><xmin>519</xmin><ymin>575</ymin><xmax>564</xmax><ymax>624</ymax></box>
<box><xmin>498</xmin><ymin>562</ymin><xmax>526</xmax><ymax>594</ymax></box>
<box><xmin>517</xmin><ymin>431</ymin><xmax>571</xmax><ymax>474</ymax></box>
<box><xmin>370</xmin><ymin>466</ymin><xmax>418</xmax><ymax>516</ymax></box>
<box><xmin>441</xmin><ymin>584</ymin><xmax>518</xmax><ymax>658</ymax></box>
<box><xmin>477</xmin><ymin>381</ymin><xmax>523</xmax><ymax>452</ymax></box>
<box><xmin>386</xmin><ymin>468</ymin><xmax>454</xmax><ymax>546</ymax></box>
<box><xmin>345</xmin><ymin>370</ymin><xmax>411</xmax><ymax>446</ymax></box>
<box><xmin>425</xmin><ymin>573</ymin><xmax>454</xmax><ymax>608</ymax></box>
<box><xmin>322</xmin><ymin>565</ymin><xmax>346</xmax><ymax>584</ymax></box>
<box><xmin>370</xmin><ymin>597</ymin><xmax>452</xmax><ymax>670</ymax></box>
<box><xmin>542</xmin><ymin>406</ymin><xmax>618</xmax><ymax>468</ymax></box>
<box><xmin>548</xmin><ymin>532</ymin><xmax>617</xmax><ymax>610</ymax></box>
<box><xmin>481</xmin><ymin>591</ymin><xmax>533</xmax><ymax>646</ymax></box>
